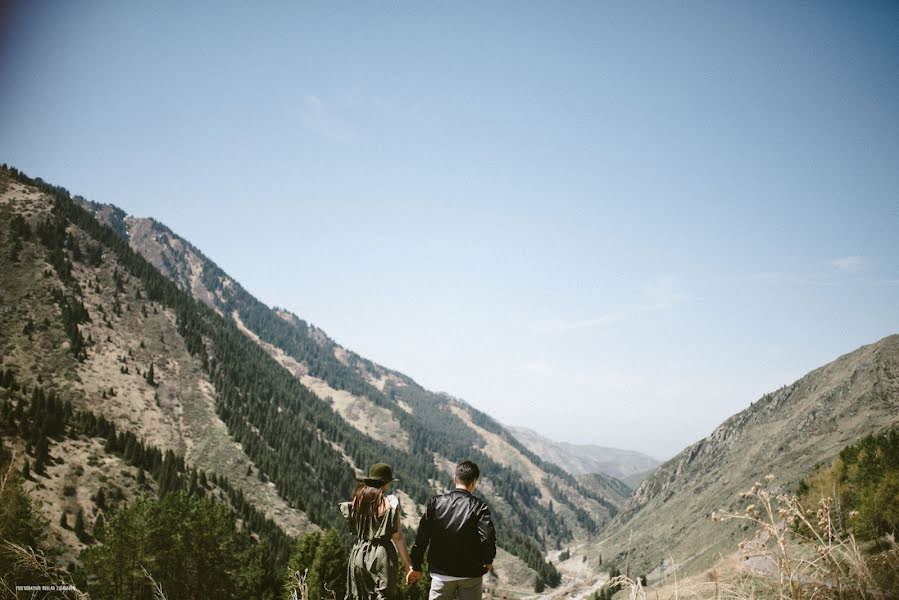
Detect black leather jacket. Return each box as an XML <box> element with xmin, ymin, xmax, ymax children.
<box><xmin>410</xmin><ymin>488</ymin><xmax>496</xmax><ymax>577</ymax></box>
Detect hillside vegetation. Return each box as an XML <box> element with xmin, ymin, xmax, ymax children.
<box><xmin>0</xmin><ymin>165</ymin><xmax>626</xmax><ymax>596</ymax></box>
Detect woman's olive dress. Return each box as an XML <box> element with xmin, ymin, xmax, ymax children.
<box><xmin>339</xmin><ymin>494</ymin><xmax>401</xmax><ymax>600</ymax></box>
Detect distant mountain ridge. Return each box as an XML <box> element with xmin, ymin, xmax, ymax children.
<box><xmin>509</xmin><ymin>425</ymin><xmax>659</xmax><ymax>481</ymax></box>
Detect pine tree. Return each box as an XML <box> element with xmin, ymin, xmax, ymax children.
<box><xmin>307</xmin><ymin>529</ymin><xmax>347</xmax><ymax>600</ymax></box>
<box><xmin>34</xmin><ymin>437</ymin><xmax>49</xmax><ymax>474</ymax></box>
<box><xmin>146</xmin><ymin>362</ymin><xmax>156</xmax><ymax>386</ymax></box>
<box><xmin>60</xmin><ymin>511</ymin><xmax>68</xmax><ymax>529</ymax></box>
<box><xmin>21</xmin><ymin>459</ymin><xmax>30</xmax><ymax>479</ymax></box>
<box><xmin>285</xmin><ymin>531</ymin><xmax>321</xmax><ymax>600</ymax></box>
<box><xmin>74</xmin><ymin>508</ymin><xmax>86</xmax><ymax>541</ymax></box>
<box><xmin>93</xmin><ymin>512</ymin><xmax>105</xmax><ymax>540</ymax></box>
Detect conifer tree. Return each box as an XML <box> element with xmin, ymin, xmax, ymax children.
<box><xmin>74</xmin><ymin>508</ymin><xmax>86</xmax><ymax>541</ymax></box>
<box><xmin>307</xmin><ymin>529</ymin><xmax>347</xmax><ymax>600</ymax></box>
<box><xmin>94</xmin><ymin>512</ymin><xmax>105</xmax><ymax>540</ymax></box>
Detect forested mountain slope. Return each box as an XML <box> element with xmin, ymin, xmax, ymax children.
<box><xmin>0</xmin><ymin>165</ymin><xmax>622</xmax><ymax>591</ymax></box>
<box><xmin>79</xmin><ymin>185</ymin><xmax>625</xmax><ymax>540</ymax></box>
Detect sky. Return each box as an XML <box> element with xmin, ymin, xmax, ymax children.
<box><xmin>1</xmin><ymin>1</ymin><xmax>897</xmax><ymax>459</ymax></box>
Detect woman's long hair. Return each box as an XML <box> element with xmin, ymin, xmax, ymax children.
<box><xmin>349</xmin><ymin>483</ymin><xmax>386</xmax><ymax>532</ymax></box>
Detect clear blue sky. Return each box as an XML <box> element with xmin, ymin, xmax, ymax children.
<box><xmin>2</xmin><ymin>1</ymin><xmax>896</xmax><ymax>459</ymax></box>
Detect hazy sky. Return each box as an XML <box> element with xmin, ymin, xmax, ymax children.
<box><xmin>2</xmin><ymin>2</ymin><xmax>897</xmax><ymax>459</ymax></box>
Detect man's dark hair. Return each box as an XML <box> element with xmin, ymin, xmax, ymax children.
<box><xmin>454</xmin><ymin>460</ymin><xmax>480</xmax><ymax>486</ymax></box>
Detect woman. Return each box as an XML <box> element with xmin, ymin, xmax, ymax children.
<box><xmin>339</xmin><ymin>463</ymin><xmax>420</xmax><ymax>599</ymax></box>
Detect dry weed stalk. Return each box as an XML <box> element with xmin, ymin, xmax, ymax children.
<box><xmin>286</xmin><ymin>568</ymin><xmax>310</xmax><ymax>600</ymax></box>
<box><xmin>0</xmin><ymin>540</ymin><xmax>88</xmax><ymax>600</ymax></box>
<box><xmin>140</xmin><ymin>564</ymin><xmax>169</xmax><ymax>600</ymax></box>
<box><xmin>608</xmin><ymin>574</ymin><xmax>648</xmax><ymax>600</ymax></box>
<box><xmin>713</xmin><ymin>474</ymin><xmax>887</xmax><ymax>600</ymax></box>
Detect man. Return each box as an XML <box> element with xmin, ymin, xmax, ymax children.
<box><xmin>407</xmin><ymin>460</ymin><xmax>496</xmax><ymax>600</ymax></box>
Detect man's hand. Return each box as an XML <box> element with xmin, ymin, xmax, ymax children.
<box><xmin>406</xmin><ymin>569</ymin><xmax>422</xmax><ymax>586</ymax></box>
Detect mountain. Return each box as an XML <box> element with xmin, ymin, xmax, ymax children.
<box><xmin>573</xmin><ymin>472</ymin><xmax>632</xmax><ymax>509</ymax></box>
<box><xmin>509</xmin><ymin>425</ymin><xmax>659</xmax><ymax>482</ymax></box>
<box><xmin>0</xmin><ymin>166</ymin><xmax>624</xmax><ymax>593</ymax></box>
<box><xmin>592</xmin><ymin>334</ymin><xmax>899</xmax><ymax>582</ymax></box>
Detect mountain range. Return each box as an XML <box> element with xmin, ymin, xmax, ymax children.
<box><xmin>0</xmin><ymin>166</ymin><xmax>628</xmax><ymax>593</ymax></box>
<box><xmin>509</xmin><ymin>426</ymin><xmax>659</xmax><ymax>486</ymax></box>
<box><xmin>1</xmin><ymin>165</ymin><xmax>895</xmax><ymax>598</ymax></box>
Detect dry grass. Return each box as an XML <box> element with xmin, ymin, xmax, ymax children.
<box><xmin>0</xmin><ymin>450</ymin><xmax>86</xmax><ymax>599</ymax></box>
<box><xmin>286</xmin><ymin>569</ymin><xmax>310</xmax><ymax>600</ymax></box>
<box><xmin>593</xmin><ymin>475</ymin><xmax>897</xmax><ymax>600</ymax></box>
<box><xmin>711</xmin><ymin>474</ymin><xmax>896</xmax><ymax>599</ymax></box>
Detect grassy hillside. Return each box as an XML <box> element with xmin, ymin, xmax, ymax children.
<box><xmin>592</xmin><ymin>334</ymin><xmax>899</xmax><ymax>582</ymax></box>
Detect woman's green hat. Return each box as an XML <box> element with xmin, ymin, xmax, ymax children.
<box><xmin>357</xmin><ymin>463</ymin><xmax>399</xmax><ymax>487</ymax></box>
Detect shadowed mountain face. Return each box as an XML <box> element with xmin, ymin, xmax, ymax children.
<box><xmin>593</xmin><ymin>334</ymin><xmax>899</xmax><ymax>580</ymax></box>
<box><xmin>509</xmin><ymin>425</ymin><xmax>659</xmax><ymax>481</ymax></box>
<box><xmin>0</xmin><ymin>166</ymin><xmax>629</xmax><ymax>591</ymax></box>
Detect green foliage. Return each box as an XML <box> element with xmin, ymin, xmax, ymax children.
<box><xmin>74</xmin><ymin>508</ymin><xmax>87</xmax><ymax>542</ymax></box>
<box><xmin>284</xmin><ymin>529</ymin><xmax>347</xmax><ymax>600</ymax></box>
<box><xmin>796</xmin><ymin>428</ymin><xmax>899</xmax><ymax>592</ymax></box>
<box><xmin>1</xmin><ymin>165</ymin><xmax>573</xmax><ymax>584</ymax></box>
<box><xmin>94</xmin><ymin>512</ymin><xmax>105</xmax><ymax>539</ymax></box>
<box><xmin>80</xmin><ymin>491</ymin><xmax>268</xmax><ymax>600</ymax></box>
<box><xmin>798</xmin><ymin>428</ymin><xmax>899</xmax><ymax>542</ymax></box>
<box><xmin>0</xmin><ymin>438</ymin><xmax>51</xmax><ymax>588</ymax></box>
<box><xmin>1</xmin><ymin>373</ymin><xmax>293</xmax><ymax>596</ymax></box>
<box><xmin>308</xmin><ymin>529</ymin><xmax>347</xmax><ymax>600</ymax></box>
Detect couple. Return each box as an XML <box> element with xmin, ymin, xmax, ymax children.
<box><xmin>339</xmin><ymin>460</ymin><xmax>496</xmax><ymax>600</ymax></box>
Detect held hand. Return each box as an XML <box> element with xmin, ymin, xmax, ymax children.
<box><xmin>406</xmin><ymin>569</ymin><xmax>422</xmax><ymax>586</ymax></box>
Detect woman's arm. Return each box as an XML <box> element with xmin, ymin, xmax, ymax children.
<box><xmin>391</xmin><ymin>501</ymin><xmax>420</xmax><ymax>584</ymax></box>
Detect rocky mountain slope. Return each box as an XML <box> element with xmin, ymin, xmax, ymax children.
<box><xmin>592</xmin><ymin>334</ymin><xmax>899</xmax><ymax>581</ymax></box>
<box><xmin>510</xmin><ymin>425</ymin><xmax>659</xmax><ymax>482</ymax></box>
<box><xmin>0</xmin><ymin>166</ymin><xmax>624</xmax><ymax>592</ymax></box>
<box><xmin>78</xmin><ymin>193</ymin><xmax>627</xmax><ymax>537</ymax></box>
